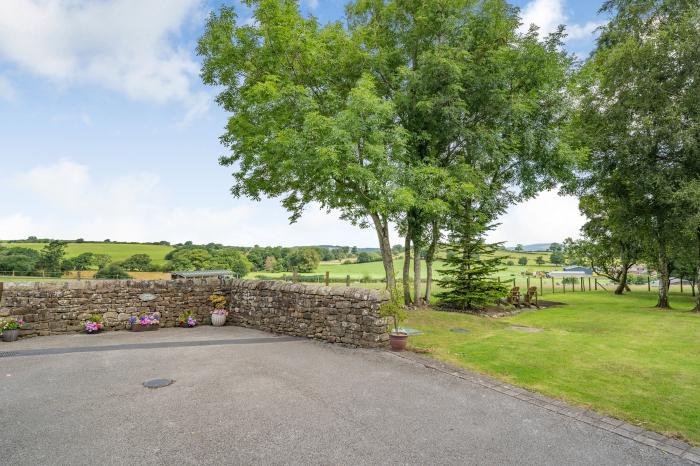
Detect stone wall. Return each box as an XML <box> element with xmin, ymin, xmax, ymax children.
<box><xmin>0</xmin><ymin>278</ymin><xmax>389</xmax><ymax>347</ymax></box>
<box><xmin>0</xmin><ymin>278</ymin><xmax>226</xmax><ymax>336</ymax></box>
<box><xmin>227</xmin><ymin>279</ymin><xmax>388</xmax><ymax>348</ymax></box>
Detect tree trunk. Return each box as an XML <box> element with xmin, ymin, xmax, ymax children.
<box><xmin>614</xmin><ymin>266</ymin><xmax>629</xmax><ymax>295</ymax></box>
<box><xmin>403</xmin><ymin>234</ymin><xmax>412</xmax><ymax>305</ymax></box>
<box><xmin>370</xmin><ymin>214</ymin><xmax>396</xmax><ymax>291</ymax></box>
<box><xmin>694</xmin><ymin>228</ymin><xmax>700</xmax><ymax>312</ymax></box>
<box><xmin>413</xmin><ymin>242</ymin><xmax>422</xmax><ymax>306</ymax></box>
<box><xmin>423</xmin><ymin>221</ymin><xmax>439</xmax><ymax>304</ymax></box>
<box><xmin>656</xmin><ymin>240</ymin><xmax>671</xmax><ymax>309</ymax></box>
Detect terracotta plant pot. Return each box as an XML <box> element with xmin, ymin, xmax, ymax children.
<box><xmin>211</xmin><ymin>313</ymin><xmax>227</xmax><ymax>327</ymax></box>
<box><xmin>2</xmin><ymin>329</ymin><xmax>20</xmax><ymax>342</ymax></box>
<box><xmin>389</xmin><ymin>332</ymin><xmax>408</xmax><ymax>351</ymax></box>
<box><xmin>131</xmin><ymin>324</ymin><xmax>159</xmax><ymax>332</ymax></box>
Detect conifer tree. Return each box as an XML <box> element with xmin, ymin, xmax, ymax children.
<box><xmin>437</xmin><ymin>207</ymin><xmax>508</xmax><ymax>311</ymax></box>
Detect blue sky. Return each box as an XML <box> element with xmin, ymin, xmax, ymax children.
<box><xmin>0</xmin><ymin>0</ymin><xmax>606</xmax><ymax>247</ymax></box>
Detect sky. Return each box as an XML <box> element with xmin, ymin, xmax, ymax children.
<box><xmin>0</xmin><ymin>0</ymin><xmax>607</xmax><ymax>248</ymax></box>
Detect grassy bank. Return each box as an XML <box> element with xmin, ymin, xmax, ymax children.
<box><xmin>0</xmin><ymin>242</ymin><xmax>174</xmax><ymax>265</ymax></box>
<box><xmin>404</xmin><ymin>291</ymin><xmax>700</xmax><ymax>444</ymax></box>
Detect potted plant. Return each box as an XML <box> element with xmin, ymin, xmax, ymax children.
<box><xmin>177</xmin><ymin>310</ymin><xmax>198</xmax><ymax>328</ymax></box>
<box><xmin>209</xmin><ymin>294</ymin><xmax>228</xmax><ymax>327</ymax></box>
<box><xmin>1</xmin><ymin>318</ymin><xmax>24</xmax><ymax>342</ymax></box>
<box><xmin>128</xmin><ymin>312</ymin><xmax>160</xmax><ymax>332</ymax></box>
<box><xmin>379</xmin><ymin>290</ymin><xmax>408</xmax><ymax>351</ymax></box>
<box><xmin>83</xmin><ymin>314</ymin><xmax>104</xmax><ymax>334</ymax></box>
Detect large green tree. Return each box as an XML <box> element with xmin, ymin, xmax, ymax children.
<box><xmin>198</xmin><ymin>0</ymin><xmax>573</xmax><ymax>300</ymax></box>
<box><xmin>347</xmin><ymin>0</ymin><xmax>574</xmax><ymax>303</ymax></box>
<box><xmin>198</xmin><ymin>2</ymin><xmax>406</xmax><ymax>289</ymax></box>
<box><xmin>572</xmin><ymin>0</ymin><xmax>700</xmax><ymax>308</ymax></box>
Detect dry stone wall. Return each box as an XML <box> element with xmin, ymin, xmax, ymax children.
<box><xmin>0</xmin><ymin>278</ymin><xmax>389</xmax><ymax>347</ymax></box>
<box><xmin>227</xmin><ymin>279</ymin><xmax>389</xmax><ymax>347</ymax></box>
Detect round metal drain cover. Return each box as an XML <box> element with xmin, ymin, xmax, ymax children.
<box><xmin>143</xmin><ymin>378</ymin><xmax>174</xmax><ymax>389</ymax></box>
<box><xmin>449</xmin><ymin>328</ymin><xmax>469</xmax><ymax>333</ymax></box>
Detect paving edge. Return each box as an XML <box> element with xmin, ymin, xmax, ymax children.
<box><xmin>390</xmin><ymin>350</ymin><xmax>700</xmax><ymax>465</ymax></box>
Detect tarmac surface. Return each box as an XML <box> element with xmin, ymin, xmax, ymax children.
<box><xmin>0</xmin><ymin>326</ymin><xmax>691</xmax><ymax>465</ymax></box>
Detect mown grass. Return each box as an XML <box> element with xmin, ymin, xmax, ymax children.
<box><xmin>0</xmin><ymin>242</ymin><xmax>174</xmax><ymax>265</ymax></box>
<box><xmin>404</xmin><ymin>291</ymin><xmax>700</xmax><ymax>444</ymax></box>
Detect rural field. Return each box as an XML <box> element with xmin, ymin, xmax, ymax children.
<box><xmin>405</xmin><ymin>291</ymin><xmax>700</xmax><ymax>445</ymax></box>
<box><xmin>0</xmin><ymin>242</ymin><xmax>174</xmax><ymax>265</ymax></box>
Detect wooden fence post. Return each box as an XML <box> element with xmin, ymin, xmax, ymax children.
<box><xmin>588</xmin><ymin>277</ymin><xmax>591</xmax><ymax>291</ymax></box>
<box><xmin>527</xmin><ymin>277</ymin><xmax>530</xmax><ymax>290</ymax></box>
<box><xmin>648</xmin><ymin>275</ymin><xmax>651</xmax><ymax>292</ymax></box>
<box><xmin>293</xmin><ymin>271</ymin><xmax>298</xmax><ymax>283</ymax></box>
<box><xmin>563</xmin><ymin>279</ymin><xmax>565</xmax><ymax>294</ymax></box>
<box><xmin>346</xmin><ymin>274</ymin><xmax>350</xmax><ymax>287</ymax></box>
<box><xmin>595</xmin><ymin>278</ymin><xmax>598</xmax><ymax>291</ymax></box>
<box><xmin>551</xmin><ymin>277</ymin><xmax>555</xmax><ymax>294</ymax></box>
<box><xmin>540</xmin><ymin>276</ymin><xmax>544</xmax><ymax>295</ymax></box>
<box><xmin>680</xmin><ymin>276</ymin><xmax>683</xmax><ymax>293</ymax></box>
<box><xmin>325</xmin><ymin>271</ymin><xmax>330</xmax><ymax>287</ymax></box>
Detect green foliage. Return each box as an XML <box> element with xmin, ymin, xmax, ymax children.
<box><xmin>0</xmin><ymin>247</ymin><xmax>41</xmax><ymax>274</ymax></box>
<box><xmin>285</xmin><ymin>248</ymin><xmax>321</xmax><ymax>273</ymax></box>
<box><xmin>87</xmin><ymin>314</ymin><xmax>103</xmax><ymax>323</ymax></box>
<box><xmin>437</xmin><ymin>208</ymin><xmax>509</xmax><ymax>311</ymax></box>
<box><xmin>94</xmin><ymin>264</ymin><xmax>132</xmax><ymax>279</ymax></box>
<box><xmin>36</xmin><ymin>240</ymin><xmax>66</xmax><ymax>271</ymax></box>
<box><xmin>209</xmin><ymin>294</ymin><xmax>227</xmax><ymax>309</ymax></box>
<box><xmin>121</xmin><ymin>254</ymin><xmax>153</xmax><ymax>272</ymax></box>
<box><xmin>379</xmin><ymin>287</ymin><xmax>407</xmax><ymax>334</ymax></box>
<box><xmin>549</xmin><ymin>250</ymin><xmax>565</xmax><ymax>265</ymax></box>
<box><xmin>518</xmin><ymin>257</ymin><xmax>528</xmax><ymax>266</ymax></box>
<box><xmin>356</xmin><ymin>251</ymin><xmax>381</xmax><ymax>263</ymax></box>
<box><xmin>571</xmin><ymin>0</ymin><xmax>700</xmax><ymax>307</ymax></box>
<box><xmin>536</xmin><ymin>256</ymin><xmax>545</xmax><ymax>265</ymax></box>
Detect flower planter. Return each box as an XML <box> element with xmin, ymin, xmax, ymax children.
<box><xmin>211</xmin><ymin>313</ymin><xmax>226</xmax><ymax>327</ymax></box>
<box><xmin>131</xmin><ymin>324</ymin><xmax>159</xmax><ymax>332</ymax></box>
<box><xmin>85</xmin><ymin>329</ymin><xmax>102</xmax><ymax>334</ymax></box>
<box><xmin>2</xmin><ymin>329</ymin><xmax>20</xmax><ymax>342</ymax></box>
<box><xmin>388</xmin><ymin>332</ymin><xmax>408</xmax><ymax>351</ymax></box>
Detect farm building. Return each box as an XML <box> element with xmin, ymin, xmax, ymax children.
<box><xmin>547</xmin><ymin>265</ymin><xmax>593</xmax><ymax>278</ymax></box>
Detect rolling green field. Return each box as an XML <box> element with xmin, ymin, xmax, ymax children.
<box><xmin>0</xmin><ymin>242</ymin><xmax>174</xmax><ymax>265</ymax></box>
<box><xmin>405</xmin><ymin>291</ymin><xmax>700</xmax><ymax>444</ymax></box>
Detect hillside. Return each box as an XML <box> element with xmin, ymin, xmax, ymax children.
<box><xmin>0</xmin><ymin>242</ymin><xmax>174</xmax><ymax>265</ymax></box>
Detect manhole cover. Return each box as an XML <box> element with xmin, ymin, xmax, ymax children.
<box><xmin>509</xmin><ymin>326</ymin><xmax>543</xmax><ymax>333</ymax></box>
<box><xmin>143</xmin><ymin>378</ymin><xmax>174</xmax><ymax>389</ymax></box>
<box><xmin>449</xmin><ymin>328</ymin><xmax>469</xmax><ymax>333</ymax></box>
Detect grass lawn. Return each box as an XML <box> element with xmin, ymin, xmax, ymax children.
<box><xmin>404</xmin><ymin>291</ymin><xmax>700</xmax><ymax>444</ymax></box>
<box><xmin>0</xmin><ymin>242</ymin><xmax>173</xmax><ymax>265</ymax></box>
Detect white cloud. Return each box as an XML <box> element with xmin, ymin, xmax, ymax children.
<box><xmin>0</xmin><ymin>75</ymin><xmax>17</xmax><ymax>101</ymax></box>
<box><xmin>5</xmin><ymin>161</ymin><xmax>583</xmax><ymax>248</ymax></box>
<box><xmin>0</xmin><ymin>214</ymin><xmax>36</xmax><ymax>240</ymax></box>
<box><xmin>519</xmin><ymin>0</ymin><xmax>604</xmax><ymax>41</ymax></box>
<box><xmin>489</xmin><ymin>190</ymin><xmax>584</xmax><ymax>246</ymax></box>
<box><xmin>304</xmin><ymin>0</ymin><xmax>320</xmax><ymax>10</ymax></box>
<box><xmin>0</xmin><ymin>0</ymin><xmax>208</xmax><ymax>115</ymax></box>
<box><xmin>4</xmin><ymin>159</ymin><xmax>384</xmax><ymax>246</ymax></box>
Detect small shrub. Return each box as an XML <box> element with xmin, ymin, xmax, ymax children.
<box><xmin>177</xmin><ymin>310</ymin><xmax>198</xmax><ymax>327</ymax></box>
<box><xmin>209</xmin><ymin>294</ymin><xmax>227</xmax><ymax>309</ymax></box>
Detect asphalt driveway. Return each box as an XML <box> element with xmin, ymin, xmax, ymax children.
<box><xmin>0</xmin><ymin>327</ymin><xmax>692</xmax><ymax>465</ymax></box>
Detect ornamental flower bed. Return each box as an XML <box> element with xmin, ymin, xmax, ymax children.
<box><xmin>128</xmin><ymin>313</ymin><xmax>160</xmax><ymax>332</ymax></box>
<box><xmin>83</xmin><ymin>314</ymin><xmax>104</xmax><ymax>334</ymax></box>
<box><xmin>177</xmin><ymin>310</ymin><xmax>198</xmax><ymax>328</ymax></box>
